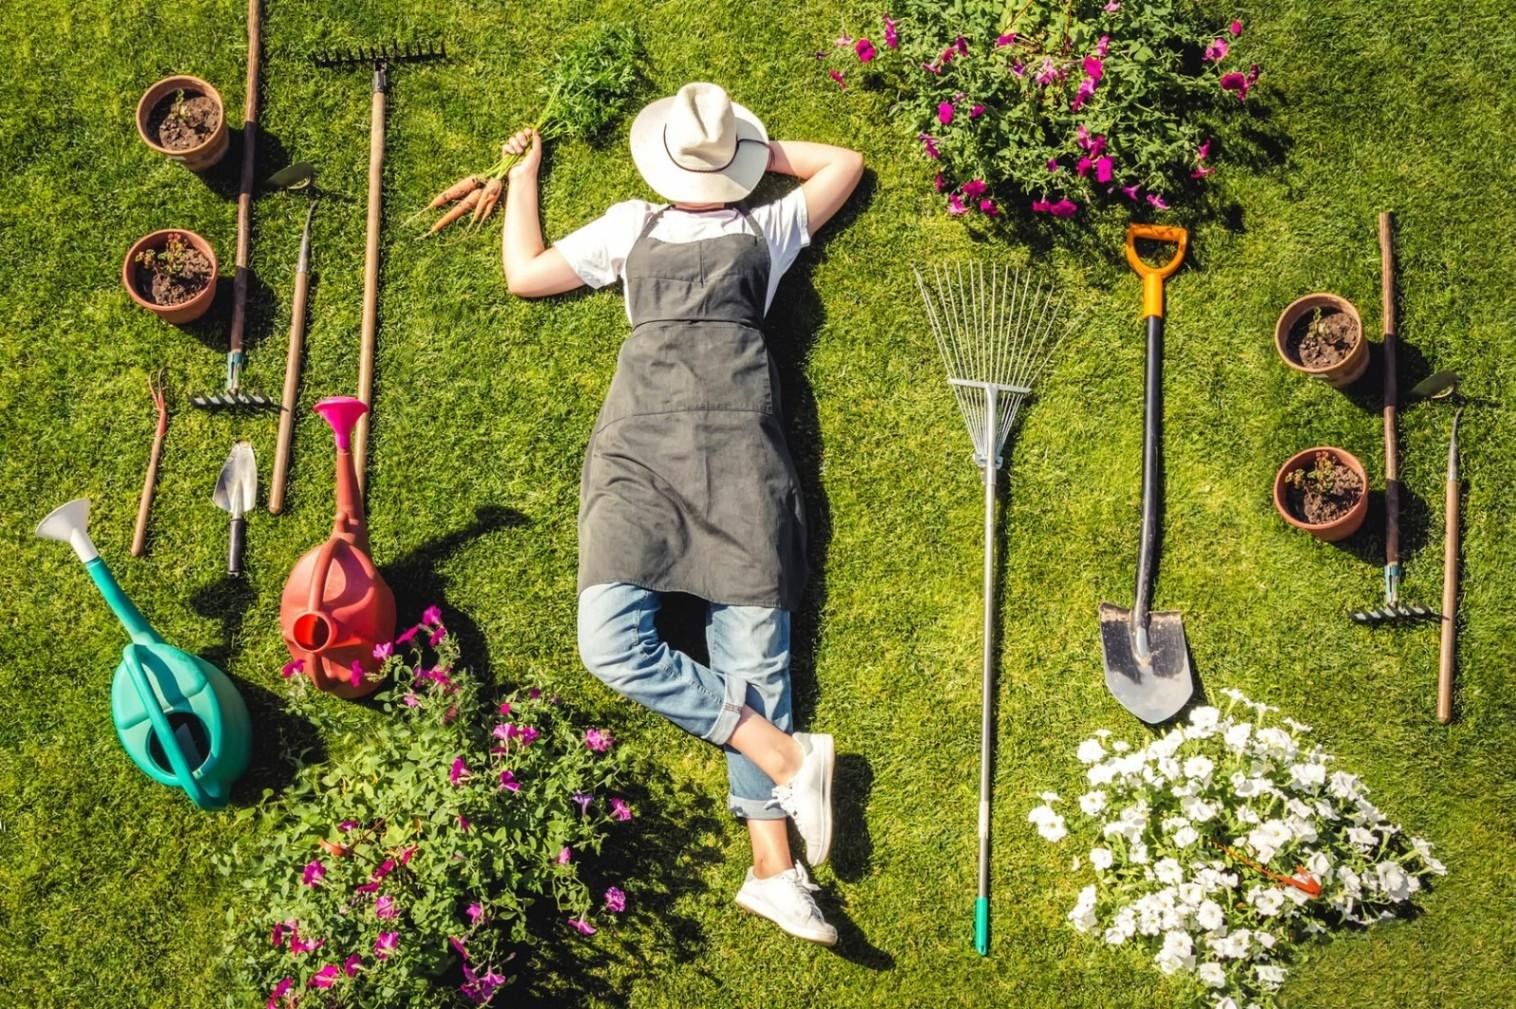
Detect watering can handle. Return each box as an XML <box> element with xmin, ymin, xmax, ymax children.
<box><xmin>1124</xmin><ymin>224</ymin><xmax>1189</xmax><ymax>319</ymax></box>
<box><xmin>121</xmin><ymin>646</ymin><xmax>215</xmax><ymax>809</ymax></box>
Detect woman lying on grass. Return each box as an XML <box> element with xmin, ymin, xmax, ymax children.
<box><xmin>502</xmin><ymin>82</ymin><xmax>863</xmax><ymax>945</ymax></box>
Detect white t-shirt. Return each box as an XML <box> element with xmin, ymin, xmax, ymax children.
<box><xmin>553</xmin><ymin>190</ymin><xmax>811</xmax><ymax>320</ymax></box>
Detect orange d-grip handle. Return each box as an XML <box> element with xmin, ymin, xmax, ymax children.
<box><xmin>1125</xmin><ymin>224</ymin><xmax>1189</xmax><ymax>319</ymax></box>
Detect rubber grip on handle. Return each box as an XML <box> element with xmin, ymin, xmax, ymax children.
<box><xmin>974</xmin><ymin>898</ymin><xmax>990</xmax><ymax>956</ymax></box>
<box><xmin>228</xmin><ymin>516</ymin><xmax>246</xmax><ymax>576</ymax></box>
<box><xmin>1124</xmin><ymin>224</ymin><xmax>1188</xmax><ymax>319</ymax></box>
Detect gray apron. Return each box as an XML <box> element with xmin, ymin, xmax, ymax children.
<box><xmin>578</xmin><ymin>205</ymin><xmax>808</xmax><ymax>610</ymax></box>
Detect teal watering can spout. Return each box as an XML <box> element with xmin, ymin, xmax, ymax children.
<box><xmin>36</xmin><ymin>498</ymin><xmax>252</xmax><ymax>810</ymax></box>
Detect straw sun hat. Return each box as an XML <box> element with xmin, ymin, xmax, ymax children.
<box><xmin>629</xmin><ymin>82</ymin><xmax>770</xmax><ymax>204</ymax></box>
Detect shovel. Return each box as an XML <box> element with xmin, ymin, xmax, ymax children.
<box><xmin>1099</xmin><ymin>224</ymin><xmax>1195</xmax><ymax>724</ymax></box>
<box><xmin>213</xmin><ymin>441</ymin><xmax>258</xmax><ymax>576</ymax></box>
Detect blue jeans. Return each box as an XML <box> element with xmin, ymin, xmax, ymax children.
<box><xmin>577</xmin><ymin>582</ymin><xmax>793</xmax><ymax>821</ymax></box>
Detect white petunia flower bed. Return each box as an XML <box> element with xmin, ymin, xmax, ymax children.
<box><xmin>1030</xmin><ymin>689</ymin><xmax>1446</xmax><ymax>1008</ymax></box>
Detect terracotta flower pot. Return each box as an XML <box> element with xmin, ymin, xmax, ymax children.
<box><xmin>135</xmin><ymin>74</ymin><xmax>229</xmax><ymax>172</ymax></box>
<box><xmin>122</xmin><ymin>229</ymin><xmax>219</xmax><ymax>325</ymax></box>
<box><xmin>1274</xmin><ymin>293</ymin><xmax>1368</xmax><ymax>388</ymax></box>
<box><xmin>1273</xmin><ymin>446</ymin><xmax>1369</xmax><ymax>542</ymax></box>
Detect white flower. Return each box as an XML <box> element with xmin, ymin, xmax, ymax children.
<box><xmin>1177</xmin><ymin>882</ymin><xmax>1205</xmax><ymax>907</ymax></box>
<box><xmin>1289</xmin><ymin>762</ymin><xmax>1327</xmax><ymax>790</ymax></box>
<box><xmin>1207</xmin><ymin>928</ymin><xmax>1251</xmax><ymax>959</ymax></box>
<box><xmin>1213</xmin><ymin>998</ymin><xmax>1240</xmax><ymax>1009</ymax></box>
<box><xmin>1076</xmin><ymin>738</ymin><xmax>1107</xmax><ymax>764</ymax></box>
<box><xmin>1094</xmin><ymin>728</ymin><xmax>1112</xmax><ymax>739</ymax></box>
<box><xmin>1181</xmin><ymin>795</ymin><xmax>1218</xmax><ymax>822</ymax></box>
<box><xmin>1080</xmin><ymin>790</ymin><xmax>1108</xmax><ymax>815</ymax></box>
<box><xmin>1328</xmin><ymin>770</ymin><xmax>1361</xmax><ymax>799</ymax></box>
<box><xmin>1038</xmin><ymin>815</ymin><xmax>1067</xmax><ymax>843</ymax></box>
<box><xmin>1189</xmin><ymin>706</ymin><xmax>1221</xmax><ymax>731</ymax></box>
<box><xmin>1103</xmin><ymin>925</ymin><xmax>1129</xmax><ymax>946</ymax></box>
<box><xmin>1196</xmin><ymin>961</ymin><xmax>1226</xmax><ymax>988</ymax></box>
<box><xmin>1411</xmin><ymin>836</ymin><xmax>1448</xmax><ymax>875</ymax></box>
<box><xmin>1286</xmin><ymin>815</ymin><xmax>1318</xmax><ymax>844</ymax></box>
<box><xmin>1340</xmin><ymin>867</ymin><xmax>1362</xmax><ymax>897</ymax></box>
<box><xmin>1306</xmin><ymin>850</ymin><xmax>1332</xmax><ymax>879</ymax></box>
<box><xmin>1195</xmin><ymin>899</ymin><xmax>1224</xmax><ymax>931</ymax></box>
<box><xmin>1220</xmin><ymin>687</ymin><xmax>1247</xmax><ymax>704</ymax></box>
<box><xmin>1112</xmin><ymin>739</ymin><xmax>1131</xmax><ymax>752</ymax></box>
<box><xmin>1246</xmin><ymin>819</ymin><xmax>1291</xmax><ymax>863</ymax></box>
<box><xmin>1039</xmin><ymin>791</ymin><xmax>1061</xmax><ymax>803</ymax></box>
<box><xmin>1375</xmin><ymin>861</ymin><xmax>1412</xmax><ymax>901</ymax></box>
<box><xmin>1250</xmin><ymin>887</ymin><xmax>1286</xmax><ymax>917</ymax></box>
<box><xmin>1254</xmin><ymin>963</ymin><xmax>1288</xmax><ymax>990</ymax></box>
<box><xmin>1224</xmin><ymin>723</ymin><xmax>1252</xmax><ymax>751</ymax></box>
<box><xmin>1129</xmin><ymin>841</ymin><xmax>1150</xmax><ymax>865</ymax></box>
<box><xmin>1173</xmin><ymin>825</ymin><xmax>1199</xmax><ymax>848</ymax></box>
<box><xmin>1346</xmin><ymin>826</ymin><xmax>1377</xmax><ymax>849</ymax></box>
<box><xmin>1283</xmin><ymin>717</ymin><xmax>1312</xmax><ymax>734</ymax></box>
<box><xmin>1154</xmin><ymin>858</ymin><xmax>1184</xmax><ymax>885</ymax></box>
<box><xmin>1154</xmin><ymin>929</ymin><xmax>1194</xmax><ymax>975</ymax></box>
<box><xmin>1090</xmin><ymin>847</ymin><xmax>1114</xmax><ymax>871</ymax></box>
<box><xmin>1087</xmin><ymin>762</ymin><xmax>1118</xmax><ymax>786</ymax></box>
<box><xmin>1068</xmin><ymin>884</ymin><xmax>1099</xmax><ymax>933</ymax></box>
<box><xmin>1255</xmin><ymin>931</ymin><xmax>1276</xmax><ymax>949</ymax></box>
<box><xmin>1183</xmin><ymin>755</ymin><xmax>1215</xmax><ymax>781</ymax></box>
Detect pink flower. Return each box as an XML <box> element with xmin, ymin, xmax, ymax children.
<box><xmin>1229</xmin><ymin>19</ymin><xmax>1244</xmax><ymax>37</ymax></box>
<box><xmin>883</xmin><ymin>15</ymin><xmax>899</xmax><ymax>49</ymax></box>
<box><xmin>271</xmin><ymin>921</ymin><xmax>291</xmax><ymax>948</ymax></box>
<box><xmin>467</xmin><ymin>901</ymin><xmax>486</xmax><ymax>926</ymax></box>
<box><xmin>855</xmin><ymin>37</ymin><xmax>876</xmax><ymax>62</ymax></box>
<box><xmin>301</xmin><ymin>860</ymin><xmax>326</xmax><ymax>887</ymax></box>
<box><xmin>1192</xmin><ymin>164</ymin><xmax>1216</xmax><ymax>179</ymax></box>
<box><xmin>528</xmin><ymin>687</ymin><xmax>541</xmax><ymax>699</ymax></box>
<box><xmin>308</xmin><ymin>964</ymin><xmax>339</xmax><ymax>989</ymax></box>
<box><xmin>919</xmin><ymin>133</ymin><xmax>940</xmax><ymax>159</ymax></box>
<box><xmin>374</xmin><ymin>931</ymin><xmax>399</xmax><ymax>960</ymax></box>
<box><xmin>1046</xmin><ymin>158</ymin><xmax>1060</xmax><ymax>172</ymax></box>
<box><xmin>288</xmin><ymin>927</ymin><xmax>325</xmax><ymax>955</ymax></box>
<box><xmin>571</xmin><ymin>791</ymin><xmax>592</xmax><ymax>814</ymax></box>
<box><xmin>401</xmin><ymin>692</ymin><xmax>420</xmax><ymax>708</ymax></box>
<box><xmin>457</xmin><ymin>814</ymin><xmax>472</xmax><ymax>831</ymax></box>
<box><xmin>961</xmin><ymin>178</ymin><xmax>988</xmax><ymax>199</ymax></box>
<box><xmin>1010</xmin><ymin>61</ymin><xmax>1027</xmax><ymax>77</ymax></box>
<box><xmin>978</xmin><ymin>199</ymin><xmax>999</xmax><ymax>217</ymax></box>
<box><xmin>343</xmin><ymin>953</ymin><xmax>363</xmax><ymax>977</ymax></box>
<box><xmin>265</xmin><ymin>977</ymin><xmax>294</xmax><ymax>1009</ymax></box>
<box><xmin>969</xmin><ymin>103</ymin><xmax>986</xmax><ymax>119</ymax></box>
<box><xmin>828</xmin><ymin>69</ymin><xmax>846</xmax><ymax>90</ymax></box>
<box><xmin>1034</xmin><ymin>57</ymin><xmax>1061</xmax><ymax>86</ymax></box>
<box><xmin>497</xmin><ymin>700</ymin><xmax>511</xmax><ymax>716</ymax></box>
<box><xmin>584</xmin><ymin>728</ymin><xmax>613</xmax><ymax>753</ymax></box>
<box><xmin>996</xmin><ymin>32</ymin><xmax>1018</xmax><ymax>47</ymax></box>
<box><xmin>460</xmin><ymin>964</ymin><xmax>508</xmax><ymax>1006</ymax></box>
<box><xmin>429</xmin><ymin>627</ymin><xmax>447</xmax><ymax>647</ymax></box>
<box><xmin>605</xmin><ymin>886</ymin><xmax>627</xmax><ymax>913</ymax></box>
<box><xmin>397</xmin><ymin>845</ymin><xmax>418</xmax><ymax>865</ymax></box>
<box><xmin>933</xmin><ymin>172</ymin><xmax>947</xmax><ymax>192</ymax></box>
<box><xmin>372</xmin><ymin>857</ymin><xmax>397</xmax><ymax>881</ymax></box>
<box><xmin>557</xmin><ymin>846</ymin><xmax>573</xmax><ymax>864</ymax></box>
<box><xmin>1220</xmin><ymin>67</ymin><xmax>1258</xmax><ymax>101</ymax></box>
<box><xmin>568</xmin><ymin>918</ymin><xmax>597</xmax><ymax>936</ymax></box>
<box><xmin>421</xmin><ymin>605</ymin><xmax>443</xmax><ymax>627</ymax></box>
<box><xmin>1121</xmin><ymin>182</ymin><xmax>1141</xmax><ymax>203</ymax></box>
<box><xmin>1094</xmin><ymin>155</ymin><xmax>1114</xmax><ymax>184</ymax></box>
<box><xmin>1083</xmin><ymin>55</ymin><xmax>1105</xmax><ymax>82</ymax></box>
<box><xmin>1096</xmin><ymin>34</ymin><xmax>1111</xmax><ymax>57</ymax></box>
<box><xmin>354</xmin><ymin>880</ymin><xmax>381</xmax><ymax>895</ymax></box>
<box><xmin>450</xmin><ymin>935</ymin><xmax>470</xmax><ymax>960</ymax></box>
<box><xmin>372</xmin><ymin>641</ymin><xmax>393</xmax><ymax>660</ymax></box>
<box><xmin>1032</xmin><ymin>198</ymin><xmax>1079</xmax><ymax>218</ymax></box>
<box><xmin>375</xmin><ymin>895</ymin><xmax>399</xmax><ymax>920</ymax></box>
<box><xmin>1071</xmin><ymin>79</ymin><xmax>1096</xmax><ymax>111</ymax></box>
<box><xmin>1204</xmin><ymin>37</ymin><xmax>1230</xmax><ymax>62</ymax></box>
<box><xmin>1147</xmin><ymin>192</ymin><xmax>1170</xmax><ymax>210</ymax></box>
<box><xmin>280</xmin><ymin>659</ymin><xmax>304</xmax><ymax>680</ymax></box>
<box><xmin>519</xmin><ymin>725</ymin><xmax>539</xmax><ymax>746</ymax></box>
<box><xmin>1104</xmin><ymin>0</ymin><xmax>1121</xmax><ymax>10</ymax></box>
<box><xmin>947</xmin><ymin>194</ymin><xmax>969</xmax><ymax>216</ymax></box>
<box><xmin>610</xmin><ymin>797</ymin><xmax>634</xmax><ymax>822</ymax></box>
<box><xmin>450</xmin><ymin>756</ymin><xmax>469</xmax><ymax>785</ymax></box>
<box><xmin>954</xmin><ymin>34</ymin><xmax>969</xmax><ymax>55</ymax></box>
<box><xmin>349</xmin><ymin>661</ymin><xmax>365</xmax><ymax>687</ymax></box>
<box><xmin>499</xmin><ymin>769</ymin><xmax>521</xmax><ymax>792</ymax></box>
<box><xmin>921</xmin><ymin>60</ymin><xmax>942</xmax><ymax>75</ymax></box>
<box><xmin>1196</xmin><ymin>138</ymin><xmax>1213</xmax><ymax>162</ymax></box>
<box><xmin>937</xmin><ymin>101</ymin><xmax>954</xmax><ymax>126</ymax></box>
<box><xmin>1076</xmin><ymin>156</ymin><xmax>1092</xmax><ymax>177</ymax></box>
<box><xmin>338</xmin><ymin>819</ymin><xmax>358</xmax><ymax>832</ymax></box>
<box><xmin>395</xmin><ymin>624</ymin><xmax>421</xmax><ymax>646</ymax></box>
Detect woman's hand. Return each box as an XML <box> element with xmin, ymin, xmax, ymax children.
<box><xmin>503</xmin><ymin>128</ymin><xmax>542</xmax><ymax>183</ymax></box>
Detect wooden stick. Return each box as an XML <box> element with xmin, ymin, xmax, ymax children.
<box><xmin>1378</xmin><ymin>212</ymin><xmax>1400</xmax><ymax>595</ymax></box>
<box><xmin>131</xmin><ymin>379</ymin><xmax>168</xmax><ymax>556</ymax></box>
<box><xmin>227</xmin><ymin>0</ymin><xmax>262</xmax><ymax>378</ymax></box>
<box><xmin>269</xmin><ymin>209</ymin><xmax>314</xmax><ymax>514</ymax></box>
<box><xmin>1438</xmin><ymin>412</ymin><xmax>1461</xmax><ymax>724</ymax></box>
<box><xmin>354</xmin><ymin>68</ymin><xmax>387</xmax><ymax>496</ymax></box>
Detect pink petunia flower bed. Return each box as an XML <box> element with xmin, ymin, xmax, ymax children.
<box><xmin>819</xmin><ymin>1</ymin><xmax>1260</xmax><ymax>221</ymax></box>
<box><xmin>219</xmin><ymin>608</ymin><xmax>634</xmax><ymax>1008</ymax></box>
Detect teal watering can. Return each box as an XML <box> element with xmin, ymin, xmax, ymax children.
<box><xmin>36</xmin><ymin>499</ymin><xmax>252</xmax><ymax>809</ymax></box>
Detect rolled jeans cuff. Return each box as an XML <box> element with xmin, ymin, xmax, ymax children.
<box><xmin>728</xmin><ymin>792</ymin><xmax>785</xmax><ymax>820</ymax></box>
<box><xmin>702</xmin><ymin>667</ymin><xmax>748</xmax><ymax>746</ymax></box>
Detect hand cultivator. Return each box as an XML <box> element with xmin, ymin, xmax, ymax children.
<box><xmin>313</xmin><ymin>39</ymin><xmax>448</xmax><ymax>493</ymax></box>
<box><xmin>916</xmin><ymin>260</ymin><xmax>1076</xmax><ymax>957</ymax></box>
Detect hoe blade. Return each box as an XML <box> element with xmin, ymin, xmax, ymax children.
<box><xmin>1099</xmin><ymin>603</ymin><xmax>1194</xmax><ymax>725</ymax></box>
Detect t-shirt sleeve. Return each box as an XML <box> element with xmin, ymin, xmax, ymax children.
<box><xmin>750</xmin><ymin>188</ymin><xmax>811</xmax><ymax>282</ymax></box>
<box><xmin>552</xmin><ymin>200</ymin><xmax>654</xmax><ymax>289</ymax></box>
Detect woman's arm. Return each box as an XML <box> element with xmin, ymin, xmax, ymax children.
<box><xmin>766</xmin><ymin>140</ymin><xmax>864</xmax><ymax>233</ymax></box>
<box><xmin>500</xmin><ymin>129</ymin><xmax>586</xmax><ymax>298</ymax></box>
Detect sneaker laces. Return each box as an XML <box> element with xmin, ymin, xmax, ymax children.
<box><xmin>776</xmin><ymin>863</ymin><xmax>824</xmax><ymax>921</ymax></box>
<box><xmin>766</xmin><ymin>785</ymin><xmax>799</xmax><ymax>819</ymax></box>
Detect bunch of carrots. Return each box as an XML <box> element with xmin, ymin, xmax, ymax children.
<box><xmin>409</xmin><ymin>25</ymin><xmax>646</xmax><ymax>238</ymax></box>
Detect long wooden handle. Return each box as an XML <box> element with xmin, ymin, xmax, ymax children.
<box><xmin>1438</xmin><ymin>471</ymin><xmax>1460</xmax><ymax>723</ymax></box>
<box><xmin>228</xmin><ymin>0</ymin><xmax>262</xmax><ymax>360</ymax></box>
<box><xmin>269</xmin><ymin>267</ymin><xmax>311</xmax><ymax>514</ymax></box>
<box><xmin>1378</xmin><ymin>211</ymin><xmax>1400</xmax><ymax>569</ymax></box>
<box><xmin>354</xmin><ymin>84</ymin><xmax>386</xmax><ymax>496</ymax></box>
<box><xmin>131</xmin><ymin>427</ymin><xmax>166</xmax><ymax>556</ymax></box>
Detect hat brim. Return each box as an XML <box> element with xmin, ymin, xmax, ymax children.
<box><xmin>629</xmin><ymin>96</ymin><xmax>769</xmax><ymax>204</ymax></box>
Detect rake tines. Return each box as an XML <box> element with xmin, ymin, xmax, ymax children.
<box><xmin>191</xmin><ymin>390</ymin><xmax>277</xmax><ymax>410</ymax></box>
<box><xmin>311</xmin><ymin>39</ymin><xmax>447</xmax><ymax>67</ymax></box>
<box><xmin>1350</xmin><ymin>603</ymin><xmax>1440</xmax><ymax>627</ymax></box>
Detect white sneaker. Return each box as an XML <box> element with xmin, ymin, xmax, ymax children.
<box><xmin>735</xmin><ymin>862</ymin><xmax>838</xmax><ymax>946</ymax></box>
<box><xmin>768</xmin><ymin>731</ymin><xmax>835</xmax><ymax>865</ymax></box>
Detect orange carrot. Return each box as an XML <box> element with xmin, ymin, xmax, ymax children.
<box><xmin>428</xmin><ymin>188</ymin><xmax>483</xmax><ymax>236</ymax></box>
<box><xmin>430</xmin><ymin>174</ymin><xmax>482</xmax><ymax>209</ymax></box>
<box><xmin>469</xmin><ymin>177</ymin><xmax>504</xmax><ymax>230</ymax></box>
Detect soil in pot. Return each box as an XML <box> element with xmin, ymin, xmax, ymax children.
<box><xmin>1283</xmin><ymin>450</ymin><xmax>1365</xmax><ymax>524</ymax></box>
<box><xmin>133</xmin><ymin>233</ymin><xmax>214</xmax><ymax>306</ymax></box>
<box><xmin>1286</xmin><ymin>307</ymin><xmax>1360</xmax><ymax>370</ymax></box>
<box><xmin>146</xmin><ymin>88</ymin><xmax>222</xmax><ymax>151</ymax></box>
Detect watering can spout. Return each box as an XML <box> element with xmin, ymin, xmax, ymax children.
<box><xmin>314</xmin><ymin>396</ymin><xmax>368</xmax><ymax>451</ymax></box>
<box><xmin>314</xmin><ymin>397</ymin><xmax>369</xmax><ymax>545</ymax></box>
<box><xmin>36</xmin><ymin>499</ymin><xmax>98</xmax><ymax>563</ymax></box>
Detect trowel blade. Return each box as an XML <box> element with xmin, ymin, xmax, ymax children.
<box><xmin>1098</xmin><ymin>603</ymin><xmax>1194</xmax><ymax>725</ymax></box>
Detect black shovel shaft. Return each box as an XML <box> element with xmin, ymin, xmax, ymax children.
<box><xmin>1133</xmin><ymin>314</ymin><xmax>1163</xmax><ymax>627</ymax></box>
<box><xmin>228</xmin><ymin>516</ymin><xmax>246</xmax><ymax>576</ymax></box>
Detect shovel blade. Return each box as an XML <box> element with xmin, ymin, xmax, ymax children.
<box><xmin>1099</xmin><ymin>603</ymin><xmax>1194</xmax><ymax>724</ymax></box>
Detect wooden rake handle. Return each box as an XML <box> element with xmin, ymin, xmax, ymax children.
<box><xmin>354</xmin><ymin>69</ymin><xmax>387</xmax><ymax>496</ymax></box>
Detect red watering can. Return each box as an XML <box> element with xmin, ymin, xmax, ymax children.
<box><xmin>280</xmin><ymin>396</ymin><xmax>395</xmax><ymax>698</ymax></box>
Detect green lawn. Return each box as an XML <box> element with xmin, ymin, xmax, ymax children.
<box><xmin>2</xmin><ymin>1</ymin><xmax>1514</xmax><ymax>1006</ymax></box>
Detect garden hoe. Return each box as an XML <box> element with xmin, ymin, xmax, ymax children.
<box><xmin>267</xmin><ymin>162</ymin><xmax>318</xmax><ymax>513</ymax></box>
<box><xmin>917</xmin><ymin>261</ymin><xmax>1076</xmax><ymax>957</ymax></box>
<box><xmin>313</xmin><ymin>39</ymin><xmax>448</xmax><ymax>494</ymax></box>
<box><xmin>1099</xmin><ymin>224</ymin><xmax>1195</xmax><ymax>725</ymax></box>
<box><xmin>213</xmin><ymin>441</ymin><xmax>257</xmax><ymax>576</ymax></box>
<box><xmin>193</xmin><ymin>0</ymin><xmax>274</xmax><ymax>411</ymax></box>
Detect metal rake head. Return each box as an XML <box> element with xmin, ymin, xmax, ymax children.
<box><xmin>1351</xmin><ymin>603</ymin><xmax>1440</xmax><ymax>627</ymax></box>
<box><xmin>192</xmin><ymin>390</ymin><xmax>277</xmax><ymax>410</ymax></box>
<box><xmin>915</xmin><ymin>261</ymin><xmax>1076</xmax><ymax>467</ymax></box>
<box><xmin>311</xmin><ymin>39</ymin><xmax>447</xmax><ymax>68</ymax></box>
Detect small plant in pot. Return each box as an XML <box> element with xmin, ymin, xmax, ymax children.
<box><xmin>121</xmin><ymin>229</ymin><xmax>218</xmax><ymax>325</ymax></box>
<box><xmin>1274</xmin><ymin>293</ymin><xmax>1367</xmax><ymax>387</ymax></box>
<box><xmin>134</xmin><ymin>74</ymin><xmax>229</xmax><ymax>171</ymax></box>
<box><xmin>1273</xmin><ymin>446</ymin><xmax>1368</xmax><ymax>542</ymax></box>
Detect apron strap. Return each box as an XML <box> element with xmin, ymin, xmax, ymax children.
<box><xmin>634</xmin><ymin>204</ymin><xmax>672</xmax><ymax>244</ymax></box>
